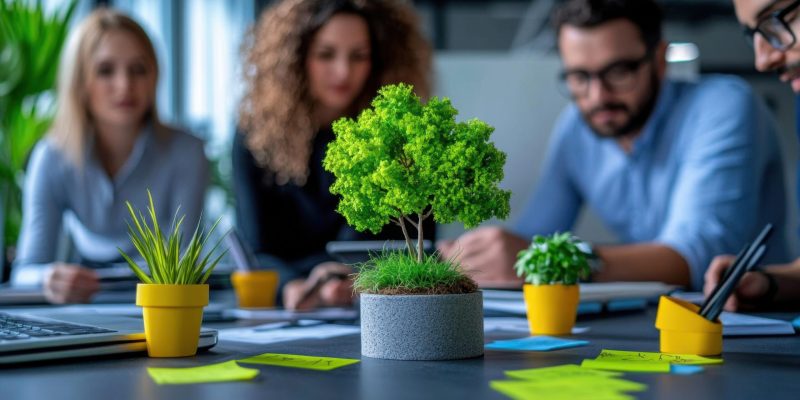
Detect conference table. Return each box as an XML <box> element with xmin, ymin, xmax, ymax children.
<box><xmin>1</xmin><ymin>292</ymin><xmax>798</xmax><ymax>400</ymax></box>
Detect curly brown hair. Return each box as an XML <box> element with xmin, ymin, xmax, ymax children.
<box><xmin>238</xmin><ymin>0</ymin><xmax>432</xmax><ymax>185</ymax></box>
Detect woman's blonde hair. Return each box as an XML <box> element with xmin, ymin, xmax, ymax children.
<box><xmin>50</xmin><ymin>8</ymin><xmax>162</xmax><ymax>166</ymax></box>
<box><xmin>239</xmin><ymin>0</ymin><xmax>432</xmax><ymax>185</ymax></box>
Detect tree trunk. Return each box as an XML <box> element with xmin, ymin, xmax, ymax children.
<box><xmin>417</xmin><ymin>212</ymin><xmax>424</xmax><ymax>263</ymax></box>
<box><xmin>397</xmin><ymin>217</ymin><xmax>416</xmax><ymax>259</ymax></box>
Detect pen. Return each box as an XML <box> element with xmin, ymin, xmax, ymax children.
<box><xmin>225</xmin><ymin>230</ymin><xmax>258</xmax><ymax>272</ymax></box>
<box><xmin>699</xmin><ymin>223</ymin><xmax>772</xmax><ymax>321</ymax></box>
<box><xmin>718</xmin><ymin>244</ymin><xmax>748</xmax><ymax>285</ymax></box>
<box><xmin>251</xmin><ymin>320</ymin><xmax>325</xmax><ymax>332</ymax></box>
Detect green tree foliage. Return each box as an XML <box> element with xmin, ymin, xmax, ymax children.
<box><xmin>514</xmin><ymin>232</ymin><xmax>592</xmax><ymax>285</ymax></box>
<box><xmin>324</xmin><ymin>83</ymin><xmax>510</xmax><ymax>262</ymax></box>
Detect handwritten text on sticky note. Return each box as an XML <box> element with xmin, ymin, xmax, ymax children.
<box><xmin>595</xmin><ymin>349</ymin><xmax>723</xmax><ymax>365</ymax></box>
<box><xmin>237</xmin><ymin>353</ymin><xmax>360</xmax><ymax>371</ymax></box>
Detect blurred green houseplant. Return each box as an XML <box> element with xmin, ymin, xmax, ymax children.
<box><xmin>0</xmin><ymin>0</ymin><xmax>77</xmax><ymax>264</ymax></box>
<box><xmin>514</xmin><ymin>232</ymin><xmax>592</xmax><ymax>285</ymax></box>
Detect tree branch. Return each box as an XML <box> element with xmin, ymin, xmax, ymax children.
<box><xmin>403</xmin><ymin>215</ymin><xmax>419</xmax><ymax>231</ymax></box>
<box><xmin>397</xmin><ymin>217</ymin><xmax>416</xmax><ymax>259</ymax></box>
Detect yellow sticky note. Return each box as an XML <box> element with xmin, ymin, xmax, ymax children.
<box><xmin>505</xmin><ymin>364</ymin><xmax>623</xmax><ymax>382</ymax></box>
<box><xmin>581</xmin><ymin>359</ymin><xmax>670</xmax><ymax>373</ymax></box>
<box><xmin>595</xmin><ymin>349</ymin><xmax>723</xmax><ymax>365</ymax></box>
<box><xmin>147</xmin><ymin>360</ymin><xmax>259</xmax><ymax>385</ymax></box>
<box><xmin>238</xmin><ymin>352</ymin><xmax>360</xmax><ymax>371</ymax></box>
<box><xmin>490</xmin><ymin>380</ymin><xmax>637</xmax><ymax>400</ymax></box>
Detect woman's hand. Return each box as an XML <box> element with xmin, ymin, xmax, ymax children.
<box><xmin>283</xmin><ymin>262</ymin><xmax>354</xmax><ymax>310</ymax></box>
<box><xmin>43</xmin><ymin>263</ymin><xmax>100</xmax><ymax>304</ymax></box>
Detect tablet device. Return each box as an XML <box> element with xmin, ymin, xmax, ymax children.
<box><xmin>326</xmin><ymin>240</ymin><xmax>434</xmax><ymax>264</ymax></box>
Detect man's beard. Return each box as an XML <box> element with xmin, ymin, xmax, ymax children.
<box><xmin>582</xmin><ymin>72</ymin><xmax>661</xmax><ymax>139</ymax></box>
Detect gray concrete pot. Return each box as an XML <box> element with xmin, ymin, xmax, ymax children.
<box><xmin>360</xmin><ymin>291</ymin><xmax>484</xmax><ymax>360</ymax></box>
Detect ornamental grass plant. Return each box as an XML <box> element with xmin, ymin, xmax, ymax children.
<box><xmin>353</xmin><ymin>251</ymin><xmax>477</xmax><ymax>295</ymax></box>
<box><xmin>118</xmin><ymin>191</ymin><xmax>225</xmax><ymax>285</ymax></box>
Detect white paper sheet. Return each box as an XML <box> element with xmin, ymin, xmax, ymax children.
<box><xmin>720</xmin><ymin>312</ymin><xmax>796</xmax><ymax>336</ymax></box>
<box><xmin>222</xmin><ymin>307</ymin><xmax>359</xmax><ymax>321</ymax></box>
<box><xmin>218</xmin><ymin>322</ymin><xmax>361</xmax><ymax>344</ymax></box>
<box><xmin>483</xmin><ymin>317</ymin><xmax>589</xmax><ymax>334</ymax></box>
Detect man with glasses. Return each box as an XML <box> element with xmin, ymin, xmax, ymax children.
<box><xmin>704</xmin><ymin>0</ymin><xmax>800</xmax><ymax>309</ymax></box>
<box><xmin>439</xmin><ymin>0</ymin><xmax>788</xmax><ymax>290</ymax></box>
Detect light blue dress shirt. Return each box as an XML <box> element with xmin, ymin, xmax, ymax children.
<box><xmin>12</xmin><ymin>124</ymin><xmax>209</xmax><ymax>284</ymax></box>
<box><xmin>513</xmin><ymin>76</ymin><xmax>788</xmax><ymax>289</ymax></box>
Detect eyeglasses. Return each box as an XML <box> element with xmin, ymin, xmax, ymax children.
<box><xmin>558</xmin><ymin>52</ymin><xmax>653</xmax><ymax>98</ymax></box>
<box><xmin>742</xmin><ymin>0</ymin><xmax>800</xmax><ymax>51</ymax></box>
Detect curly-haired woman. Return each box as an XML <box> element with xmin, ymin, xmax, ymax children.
<box><xmin>234</xmin><ymin>0</ymin><xmax>433</xmax><ymax>310</ymax></box>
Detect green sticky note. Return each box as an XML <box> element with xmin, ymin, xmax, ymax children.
<box><xmin>513</xmin><ymin>377</ymin><xmax>645</xmax><ymax>392</ymax></box>
<box><xmin>505</xmin><ymin>364</ymin><xmax>623</xmax><ymax>382</ymax></box>
<box><xmin>238</xmin><ymin>352</ymin><xmax>360</xmax><ymax>371</ymax></box>
<box><xmin>581</xmin><ymin>359</ymin><xmax>670</xmax><ymax>373</ymax></box>
<box><xmin>147</xmin><ymin>360</ymin><xmax>259</xmax><ymax>385</ymax></box>
<box><xmin>595</xmin><ymin>349</ymin><xmax>723</xmax><ymax>365</ymax></box>
<box><xmin>490</xmin><ymin>380</ymin><xmax>637</xmax><ymax>400</ymax></box>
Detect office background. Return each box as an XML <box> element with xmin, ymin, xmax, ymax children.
<box><xmin>21</xmin><ymin>0</ymin><xmax>800</xmax><ymax>257</ymax></box>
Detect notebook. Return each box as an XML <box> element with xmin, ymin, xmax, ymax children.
<box><xmin>670</xmin><ymin>291</ymin><xmax>796</xmax><ymax>336</ymax></box>
<box><xmin>0</xmin><ymin>311</ymin><xmax>217</xmax><ymax>364</ymax></box>
<box><xmin>482</xmin><ymin>282</ymin><xmax>677</xmax><ymax>315</ymax></box>
<box><xmin>719</xmin><ymin>312</ymin><xmax>796</xmax><ymax>336</ymax></box>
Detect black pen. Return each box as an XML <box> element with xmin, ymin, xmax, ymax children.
<box><xmin>699</xmin><ymin>223</ymin><xmax>772</xmax><ymax>321</ymax></box>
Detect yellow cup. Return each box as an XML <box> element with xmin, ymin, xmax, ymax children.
<box><xmin>231</xmin><ymin>270</ymin><xmax>279</xmax><ymax>308</ymax></box>
<box><xmin>523</xmin><ymin>283</ymin><xmax>580</xmax><ymax>335</ymax></box>
<box><xmin>136</xmin><ymin>284</ymin><xmax>208</xmax><ymax>358</ymax></box>
<box><xmin>655</xmin><ymin>295</ymin><xmax>722</xmax><ymax>356</ymax></box>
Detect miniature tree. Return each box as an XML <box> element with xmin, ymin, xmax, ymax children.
<box><xmin>324</xmin><ymin>83</ymin><xmax>510</xmax><ymax>264</ymax></box>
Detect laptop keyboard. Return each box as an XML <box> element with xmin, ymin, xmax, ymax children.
<box><xmin>0</xmin><ymin>312</ymin><xmax>116</xmax><ymax>341</ymax></box>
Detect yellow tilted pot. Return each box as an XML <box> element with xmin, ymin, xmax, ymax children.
<box><xmin>655</xmin><ymin>296</ymin><xmax>722</xmax><ymax>356</ymax></box>
<box><xmin>523</xmin><ymin>283</ymin><xmax>579</xmax><ymax>335</ymax></box>
<box><xmin>136</xmin><ymin>284</ymin><xmax>209</xmax><ymax>357</ymax></box>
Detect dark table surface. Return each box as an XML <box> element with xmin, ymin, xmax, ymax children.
<box><xmin>1</xmin><ymin>301</ymin><xmax>798</xmax><ymax>400</ymax></box>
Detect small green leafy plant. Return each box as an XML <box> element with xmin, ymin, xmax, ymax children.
<box><xmin>514</xmin><ymin>232</ymin><xmax>592</xmax><ymax>285</ymax></box>
<box><xmin>118</xmin><ymin>191</ymin><xmax>226</xmax><ymax>285</ymax></box>
<box><xmin>324</xmin><ymin>83</ymin><xmax>510</xmax><ymax>294</ymax></box>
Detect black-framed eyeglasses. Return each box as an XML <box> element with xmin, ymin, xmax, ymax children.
<box><xmin>742</xmin><ymin>0</ymin><xmax>800</xmax><ymax>51</ymax></box>
<box><xmin>558</xmin><ymin>52</ymin><xmax>653</xmax><ymax>98</ymax></box>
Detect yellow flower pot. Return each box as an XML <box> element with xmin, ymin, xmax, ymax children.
<box><xmin>523</xmin><ymin>284</ymin><xmax>579</xmax><ymax>335</ymax></box>
<box><xmin>231</xmin><ymin>270</ymin><xmax>279</xmax><ymax>308</ymax></box>
<box><xmin>136</xmin><ymin>284</ymin><xmax>209</xmax><ymax>357</ymax></box>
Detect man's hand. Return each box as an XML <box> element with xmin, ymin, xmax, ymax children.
<box><xmin>43</xmin><ymin>263</ymin><xmax>100</xmax><ymax>304</ymax></box>
<box><xmin>703</xmin><ymin>255</ymin><xmax>770</xmax><ymax>312</ymax></box>
<box><xmin>283</xmin><ymin>262</ymin><xmax>354</xmax><ymax>311</ymax></box>
<box><xmin>437</xmin><ymin>226</ymin><xmax>527</xmax><ymax>286</ymax></box>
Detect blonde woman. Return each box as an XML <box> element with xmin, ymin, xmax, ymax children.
<box><xmin>14</xmin><ymin>9</ymin><xmax>209</xmax><ymax>303</ymax></box>
<box><xmin>235</xmin><ymin>0</ymin><xmax>433</xmax><ymax>310</ymax></box>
